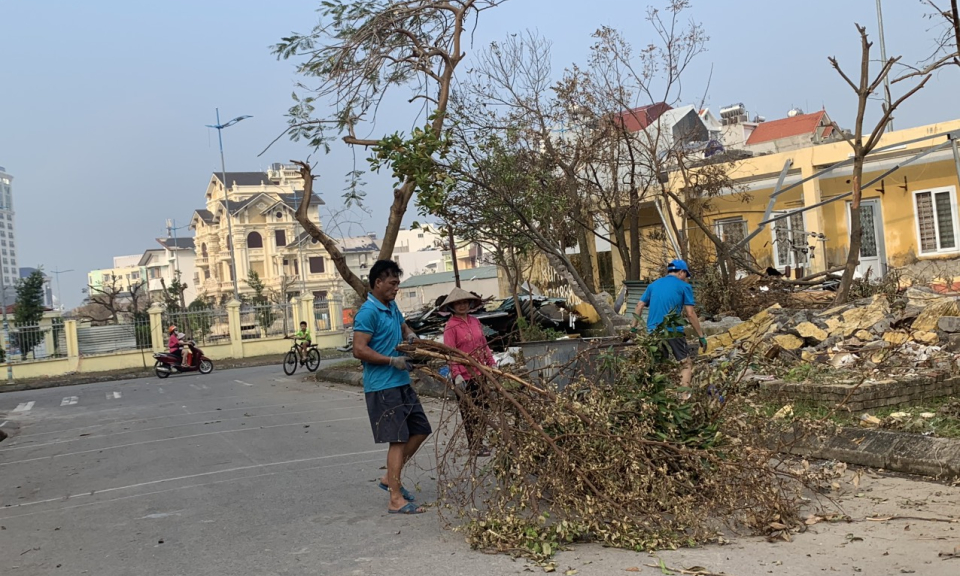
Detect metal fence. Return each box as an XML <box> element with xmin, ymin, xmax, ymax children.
<box><xmin>239</xmin><ymin>303</ymin><xmax>293</xmax><ymax>340</ymax></box>
<box><xmin>313</xmin><ymin>298</ymin><xmax>334</xmax><ymax>331</ymax></box>
<box><xmin>77</xmin><ymin>316</ymin><xmax>152</xmax><ymax>356</ymax></box>
<box><xmin>5</xmin><ymin>320</ymin><xmax>68</xmax><ymax>362</ymax></box>
<box><xmin>164</xmin><ymin>307</ymin><xmax>231</xmax><ymax>346</ymax></box>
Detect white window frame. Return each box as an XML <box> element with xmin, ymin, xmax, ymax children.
<box><xmin>769</xmin><ymin>211</ymin><xmax>808</xmax><ymax>269</ymax></box>
<box><xmin>713</xmin><ymin>217</ymin><xmax>748</xmax><ymax>244</ymax></box>
<box><xmin>913</xmin><ymin>186</ymin><xmax>960</xmax><ymax>256</ymax></box>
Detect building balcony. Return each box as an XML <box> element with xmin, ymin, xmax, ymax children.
<box><xmin>195</xmin><ymin>257</ymin><xmax>209</xmax><ymax>267</ymax></box>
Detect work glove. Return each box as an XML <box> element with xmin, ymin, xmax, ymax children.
<box><xmin>389</xmin><ymin>355</ymin><xmax>413</xmax><ymax>371</ymax></box>
<box><xmin>454</xmin><ymin>374</ymin><xmax>466</xmax><ymax>390</ymax></box>
<box><xmin>698</xmin><ymin>336</ymin><xmax>708</xmax><ymax>353</ymax></box>
<box><xmin>405</xmin><ymin>333</ymin><xmax>418</xmax><ymax>345</ymax></box>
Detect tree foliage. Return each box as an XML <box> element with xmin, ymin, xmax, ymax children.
<box><xmin>273</xmin><ymin>0</ymin><xmax>505</xmax><ymax>298</ymax></box>
<box><xmin>244</xmin><ymin>271</ymin><xmax>277</xmax><ymax>332</ymax></box>
<box><xmin>12</xmin><ymin>269</ymin><xmax>47</xmax><ymax>359</ymax></box>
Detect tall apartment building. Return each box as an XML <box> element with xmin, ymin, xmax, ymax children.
<box><xmin>190</xmin><ymin>163</ymin><xmax>341</xmax><ymax>303</ymax></box>
<box><xmin>0</xmin><ymin>166</ymin><xmax>19</xmax><ymax>292</ymax></box>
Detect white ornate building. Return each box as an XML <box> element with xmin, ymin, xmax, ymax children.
<box><xmin>190</xmin><ymin>164</ymin><xmax>341</xmax><ymax>303</ymax></box>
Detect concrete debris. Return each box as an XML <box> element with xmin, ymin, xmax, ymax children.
<box><xmin>860</xmin><ymin>414</ymin><xmax>881</xmax><ymax>427</ymax></box>
<box><xmin>705</xmin><ymin>286</ymin><xmax>960</xmax><ymax>376</ymax></box>
<box><xmin>937</xmin><ymin>316</ymin><xmax>960</xmax><ymax>333</ymax></box>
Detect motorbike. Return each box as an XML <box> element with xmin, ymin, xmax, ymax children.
<box><xmin>154</xmin><ymin>342</ymin><xmax>214</xmax><ymax>378</ymax></box>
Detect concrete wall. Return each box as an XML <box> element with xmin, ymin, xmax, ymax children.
<box><xmin>1</xmin><ymin>298</ymin><xmax>346</xmax><ymax>382</ymax></box>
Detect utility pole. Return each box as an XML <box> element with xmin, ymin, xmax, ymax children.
<box><xmin>292</xmin><ymin>188</ymin><xmax>307</xmax><ymax>298</ymax></box>
<box><xmin>206</xmin><ymin>109</ymin><xmax>252</xmax><ymax>302</ymax></box>
<box><xmin>876</xmin><ymin>0</ymin><xmax>893</xmax><ymax>131</ymax></box>
<box><xmin>0</xmin><ymin>271</ymin><xmax>11</xmax><ymax>382</ymax></box>
<box><xmin>166</xmin><ymin>219</ymin><xmax>188</xmax><ymax>310</ymax></box>
<box><xmin>49</xmin><ymin>267</ymin><xmax>73</xmax><ymax>312</ymax></box>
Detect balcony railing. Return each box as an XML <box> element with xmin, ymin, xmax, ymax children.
<box><xmin>195</xmin><ymin>257</ymin><xmax>209</xmax><ymax>266</ymax></box>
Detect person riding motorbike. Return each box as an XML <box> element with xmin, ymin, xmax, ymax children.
<box><xmin>168</xmin><ymin>325</ymin><xmax>190</xmax><ymax>367</ymax></box>
<box><xmin>168</xmin><ymin>325</ymin><xmax>181</xmax><ymax>362</ymax></box>
<box><xmin>178</xmin><ymin>331</ymin><xmax>193</xmax><ymax>367</ymax></box>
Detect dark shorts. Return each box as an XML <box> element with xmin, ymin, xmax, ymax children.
<box><xmin>365</xmin><ymin>384</ymin><xmax>433</xmax><ymax>444</ymax></box>
<box><xmin>661</xmin><ymin>337</ymin><xmax>693</xmax><ymax>362</ymax></box>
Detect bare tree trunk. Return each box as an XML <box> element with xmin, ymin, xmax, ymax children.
<box><xmin>575</xmin><ymin>220</ymin><xmax>598</xmax><ymax>293</ymax></box>
<box><xmin>291</xmin><ymin>162</ymin><xmax>367</xmax><ymax>299</ymax></box>
<box><xmin>543</xmin><ymin>251</ymin><xmax>617</xmax><ymax>336</ymax></box>
<box><xmin>835</xmin><ymin>172</ymin><xmax>864</xmax><ymax>302</ymax></box>
<box><xmin>448</xmin><ymin>225</ymin><xmax>461</xmax><ymax>288</ymax></box>
<box><xmin>628</xmin><ymin>190</ymin><xmax>641</xmax><ymax>280</ymax></box>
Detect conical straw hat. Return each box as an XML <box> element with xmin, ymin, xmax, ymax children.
<box><xmin>440</xmin><ymin>287</ymin><xmax>483</xmax><ymax>311</ymax></box>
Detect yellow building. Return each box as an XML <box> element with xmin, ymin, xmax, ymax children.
<box><xmin>619</xmin><ymin>118</ymin><xmax>960</xmax><ymax>289</ymax></box>
<box><xmin>190</xmin><ymin>164</ymin><xmax>341</xmax><ymax>302</ymax></box>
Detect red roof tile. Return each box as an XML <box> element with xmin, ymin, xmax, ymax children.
<box><xmin>615</xmin><ymin>102</ymin><xmax>672</xmax><ymax>133</ymax></box>
<box><xmin>745</xmin><ymin>111</ymin><xmax>826</xmax><ymax>145</ymax></box>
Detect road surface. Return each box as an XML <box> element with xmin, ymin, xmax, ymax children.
<box><xmin>1</xmin><ymin>364</ymin><xmax>958</xmax><ymax>575</ymax></box>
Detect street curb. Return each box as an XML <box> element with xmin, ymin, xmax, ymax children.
<box><xmin>0</xmin><ymin>353</ymin><xmax>352</xmax><ymax>394</ymax></box>
<box><xmin>318</xmin><ymin>369</ymin><xmax>454</xmax><ymax>399</ymax></box>
<box><xmin>780</xmin><ymin>424</ymin><xmax>960</xmax><ymax>478</ymax></box>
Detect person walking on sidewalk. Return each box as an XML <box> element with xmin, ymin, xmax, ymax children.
<box><xmin>441</xmin><ymin>287</ymin><xmax>495</xmax><ymax>457</ymax></box>
<box><xmin>352</xmin><ymin>259</ymin><xmax>431</xmax><ymax>515</ymax></box>
<box><xmin>631</xmin><ymin>259</ymin><xmax>707</xmax><ymax>391</ymax></box>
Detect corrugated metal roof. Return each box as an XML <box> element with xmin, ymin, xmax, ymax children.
<box><xmin>623</xmin><ymin>280</ymin><xmax>650</xmax><ymax>320</ymax></box>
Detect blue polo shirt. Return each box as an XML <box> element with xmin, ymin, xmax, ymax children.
<box><xmin>353</xmin><ymin>294</ymin><xmax>411</xmax><ymax>392</ymax></box>
<box><xmin>640</xmin><ymin>275</ymin><xmax>695</xmax><ymax>334</ymax></box>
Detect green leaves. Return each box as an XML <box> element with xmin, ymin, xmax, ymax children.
<box><xmin>368</xmin><ymin>122</ymin><xmax>453</xmax><ymax>217</ymax></box>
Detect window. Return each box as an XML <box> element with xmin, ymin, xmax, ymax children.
<box><xmin>131</xmin><ymin>272</ymin><xmax>140</xmax><ymax>280</ymax></box>
<box><xmin>771</xmin><ymin>211</ymin><xmax>808</xmax><ymax>269</ymax></box>
<box><xmin>914</xmin><ymin>188</ymin><xmax>958</xmax><ymax>254</ymax></box>
<box><xmin>714</xmin><ymin>218</ymin><xmax>748</xmax><ymax>245</ymax></box>
<box><xmin>275</xmin><ymin>229</ymin><xmax>287</xmax><ymax>247</ymax></box>
<box><xmin>313</xmin><ymin>290</ymin><xmax>328</xmax><ymax>300</ymax></box>
<box><xmin>309</xmin><ymin>256</ymin><xmax>325</xmax><ymax>274</ymax></box>
<box><xmin>406</xmin><ymin>290</ymin><xmax>417</xmax><ymax>298</ymax></box>
<box><xmin>276</xmin><ymin>212</ymin><xmax>284</xmax><ymax>220</ymax></box>
<box><xmin>204</xmin><ymin>270</ymin><xmax>211</xmax><ymax>279</ymax></box>
<box><xmin>201</xmin><ymin>243</ymin><xmax>208</xmax><ymax>257</ymax></box>
<box><xmin>247</xmin><ymin>231</ymin><xmax>263</xmax><ymax>248</ymax></box>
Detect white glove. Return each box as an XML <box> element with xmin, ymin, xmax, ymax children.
<box><xmin>454</xmin><ymin>374</ymin><xmax>466</xmax><ymax>390</ymax></box>
<box><xmin>389</xmin><ymin>356</ymin><xmax>413</xmax><ymax>371</ymax></box>
<box><xmin>405</xmin><ymin>333</ymin><xmax>418</xmax><ymax>344</ymax></box>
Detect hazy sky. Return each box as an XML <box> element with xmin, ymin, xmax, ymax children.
<box><xmin>2</xmin><ymin>0</ymin><xmax>958</xmax><ymax>308</ymax></box>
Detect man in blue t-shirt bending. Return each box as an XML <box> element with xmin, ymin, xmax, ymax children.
<box><xmin>353</xmin><ymin>259</ymin><xmax>431</xmax><ymax>515</ymax></box>
<box><xmin>631</xmin><ymin>259</ymin><xmax>707</xmax><ymax>390</ymax></box>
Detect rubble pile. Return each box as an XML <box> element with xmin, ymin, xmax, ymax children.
<box><xmin>706</xmin><ymin>287</ymin><xmax>960</xmax><ymax>375</ymax></box>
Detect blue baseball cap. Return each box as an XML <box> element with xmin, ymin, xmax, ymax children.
<box><xmin>666</xmin><ymin>259</ymin><xmax>691</xmax><ymax>277</ymax></box>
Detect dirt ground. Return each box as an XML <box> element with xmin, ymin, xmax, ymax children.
<box><xmin>538</xmin><ymin>469</ymin><xmax>960</xmax><ymax>576</ymax></box>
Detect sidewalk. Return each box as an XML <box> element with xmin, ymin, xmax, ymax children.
<box><xmin>0</xmin><ymin>349</ymin><xmax>351</xmax><ymax>393</ymax></box>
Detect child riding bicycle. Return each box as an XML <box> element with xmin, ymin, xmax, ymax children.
<box><xmin>293</xmin><ymin>321</ymin><xmax>312</xmax><ymax>364</ymax></box>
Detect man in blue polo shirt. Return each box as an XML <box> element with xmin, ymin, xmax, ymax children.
<box><xmin>352</xmin><ymin>259</ymin><xmax>431</xmax><ymax>515</ymax></box>
<box><xmin>632</xmin><ymin>259</ymin><xmax>707</xmax><ymax>391</ymax></box>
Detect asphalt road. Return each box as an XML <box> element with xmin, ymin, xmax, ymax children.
<box><xmin>2</xmin><ymin>364</ymin><xmax>958</xmax><ymax>576</ymax></box>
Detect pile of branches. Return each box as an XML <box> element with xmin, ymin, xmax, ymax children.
<box><xmin>401</xmin><ymin>337</ymin><xmax>807</xmax><ymax>561</ymax></box>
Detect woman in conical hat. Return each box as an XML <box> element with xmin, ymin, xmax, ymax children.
<box><xmin>441</xmin><ymin>287</ymin><xmax>494</xmax><ymax>457</ymax></box>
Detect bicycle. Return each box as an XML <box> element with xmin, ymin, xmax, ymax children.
<box><xmin>283</xmin><ymin>337</ymin><xmax>321</xmax><ymax>375</ymax></box>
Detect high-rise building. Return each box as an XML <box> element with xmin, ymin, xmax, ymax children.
<box><xmin>0</xmin><ymin>166</ymin><xmax>17</xmax><ymax>291</ymax></box>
